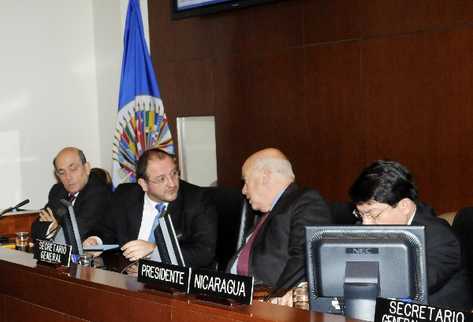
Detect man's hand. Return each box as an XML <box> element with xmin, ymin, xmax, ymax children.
<box><xmin>267</xmin><ymin>289</ymin><xmax>294</xmax><ymax>307</ymax></box>
<box><xmin>39</xmin><ymin>207</ymin><xmax>58</xmax><ymax>232</ymax></box>
<box><xmin>121</xmin><ymin>240</ymin><xmax>156</xmax><ymax>261</ymax></box>
<box><xmin>82</xmin><ymin>236</ymin><xmax>103</xmax><ymax>258</ymax></box>
<box><xmin>83</xmin><ymin>236</ymin><xmax>99</xmax><ymax>247</ymax></box>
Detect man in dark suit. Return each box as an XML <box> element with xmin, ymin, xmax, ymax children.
<box><xmin>31</xmin><ymin>147</ymin><xmax>111</xmax><ymax>241</ymax></box>
<box><xmin>227</xmin><ymin>148</ymin><xmax>332</xmax><ymax>291</ymax></box>
<box><xmin>349</xmin><ymin>160</ymin><xmax>472</xmax><ymax>310</ymax></box>
<box><xmin>84</xmin><ymin>148</ymin><xmax>217</xmax><ymax>268</ymax></box>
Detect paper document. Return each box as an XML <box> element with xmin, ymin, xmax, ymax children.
<box><xmin>83</xmin><ymin>244</ymin><xmax>119</xmax><ymax>252</ymax></box>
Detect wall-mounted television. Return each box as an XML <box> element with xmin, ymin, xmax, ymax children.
<box><xmin>172</xmin><ymin>0</ymin><xmax>283</xmax><ymax>19</ymax></box>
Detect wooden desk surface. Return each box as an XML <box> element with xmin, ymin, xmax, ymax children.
<box><xmin>0</xmin><ymin>248</ymin><xmax>357</xmax><ymax>322</ymax></box>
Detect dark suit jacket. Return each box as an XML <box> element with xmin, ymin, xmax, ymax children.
<box><xmin>96</xmin><ymin>180</ymin><xmax>217</xmax><ymax>269</ymax></box>
<box><xmin>228</xmin><ymin>183</ymin><xmax>332</xmax><ymax>290</ymax></box>
<box><xmin>31</xmin><ymin>172</ymin><xmax>111</xmax><ymax>241</ymax></box>
<box><xmin>413</xmin><ymin>204</ymin><xmax>472</xmax><ymax>310</ymax></box>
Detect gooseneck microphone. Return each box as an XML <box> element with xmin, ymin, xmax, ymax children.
<box><xmin>0</xmin><ymin>199</ymin><xmax>30</xmax><ymax>216</ymax></box>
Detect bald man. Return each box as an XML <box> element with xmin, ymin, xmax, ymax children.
<box><xmin>227</xmin><ymin>148</ymin><xmax>332</xmax><ymax>290</ymax></box>
<box><xmin>31</xmin><ymin>147</ymin><xmax>111</xmax><ymax>241</ymax></box>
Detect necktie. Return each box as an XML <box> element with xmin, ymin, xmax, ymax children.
<box><xmin>67</xmin><ymin>193</ymin><xmax>76</xmax><ymax>203</ymax></box>
<box><xmin>237</xmin><ymin>212</ymin><xmax>269</xmax><ymax>276</ymax></box>
<box><xmin>148</xmin><ymin>203</ymin><xmax>165</xmax><ymax>244</ymax></box>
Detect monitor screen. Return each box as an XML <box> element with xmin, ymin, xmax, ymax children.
<box><xmin>172</xmin><ymin>0</ymin><xmax>283</xmax><ymax>19</ymax></box>
<box><xmin>305</xmin><ymin>225</ymin><xmax>428</xmax><ymax>321</ymax></box>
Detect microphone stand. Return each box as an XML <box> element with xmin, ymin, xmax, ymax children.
<box><xmin>0</xmin><ymin>199</ymin><xmax>30</xmax><ymax>242</ymax></box>
<box><xmin>0</xmin><ymin>199</ymin><xmax>30</xmax><ymax>217</ymax></box>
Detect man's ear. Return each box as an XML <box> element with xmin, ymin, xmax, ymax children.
<box><xmin>137</xmin><ymin>178</ymin><xmax>148</xmax><ymax>192</ymax></box>
<box><xmin>261</xmin><ymin>168</ymin><xmax>271</xmax><ymax>185</ymax></box>
<box><xmin>398</xmin><ymin>198</ymin><xmax>414</xmax><ymax>215</ymax></box>
<box><xmin>84</xmin><ymin>162</ymin><xmax>91</xmax><ymax>175</ymax></box>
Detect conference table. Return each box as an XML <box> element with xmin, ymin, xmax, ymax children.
<box><xmin>0</xmin><ymin>210</ymin><xmax>39</xmax><ymax>235</ymax></box>
<box><xmin>0</xmin><ymin>247</ymin><xmax>358</xmax><ymax>322</ymax></box>
<box><xmin>0</xmin><ymin>212</ymin><xmax>358</xmax><ymax>322</ymax></box>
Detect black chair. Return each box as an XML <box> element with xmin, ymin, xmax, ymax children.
<box><xmin>205</xmin><ymin>186</ymin><xmax>245</xmax><ymax>271</ymax></box>
<box><xmin>452</xmin><ymin>207</ymin><xmax>473</xmax><ymax>290</ymax></box>
<box><xmin>235</xmin><ymin>199</ymin><xmax>257</xmax><ymax>250</ymax></box>
<box><xmin>329</xmin><ymin>201</ymin><xmax>357</xmax><ymax>225</ymax></box>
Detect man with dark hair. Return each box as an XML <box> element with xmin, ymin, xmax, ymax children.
<box><xmin>349</xmin><ymin>160</ymin><xmax>472</xmax><ymax>310</ymax></box>
<box><xmin>32</xmin><ymin>147</ymin><xmax>111</xmax><ymax>241</ymax></box>
<box><xmin>84</xmin><ymin>148</ymin><xmax>217</xmax><ymax>268</ymax></box>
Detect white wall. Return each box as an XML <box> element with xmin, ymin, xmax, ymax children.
<box><xmin>92</xmin><ymin>0</ymin><xmax>123</xmax><ymax>172</ymax></box>
<box><xmin>0</xmin><ymin>0</ymin><xmax>148</xmax><ymax>209</ymax></box>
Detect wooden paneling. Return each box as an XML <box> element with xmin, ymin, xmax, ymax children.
<box><xmin>361</xmin><ymin>27</ymin><xmax>473</xmax><ymax>211</ymax></box>
<box><xmin>3</xmin><ymin>297</ymin><xmax>72</xmax><ymax>322</ymax></box>
<box><xmin>360</xmin><ymin>1</ymin><xmax>473</xmax><ymax>37</ymax></box>
<box><xmin>148</xmin><ymin>0</ymin><xmax>473</xmax><ymax>212</ymax></box>
<box><xmin>303</xmin><ymin>0</ymin><xmax>362</xmax><ymax>44</ymax></box>
<box><xmin>302</xmin><ymin>41</ymin><xmax>364</xmax><ymax>199</ymax></box>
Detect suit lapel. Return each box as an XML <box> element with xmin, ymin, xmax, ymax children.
<box><xmin>167</xmin><ymin>181</ymin><xmax>184</xmax><ymax>229</ymax></box>
<box><xmin>252</xmin><ymin>183</ymin><xmax>298</xmax><ymax>248</ymax></box>
<box><xmin>72</xmin><ymin>188</ymin><xmax>86</xmax><ymax>214</ymax></box>
<box><xmin>131</xmin><ymin>190</ymin><xmax>145</xmax><ymax>239</ymax></box>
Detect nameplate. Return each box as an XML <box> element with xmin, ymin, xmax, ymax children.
<box><xmin>33</xmin><ymin>239</ymin><xmax>71</xmax><ymax>267</ymax></box>
<box><xmin>375</xmin><ymin>298</ymin><xmax>473</xmax><ymax>322</ymax></box>
<box><xmin>137</xmin><ymin>259</ymin><xmax>191</xmax><ymax>293</ymax></box>
<box><xmin>189</xmin><ymin>269</ymin><xmax>254</xmax><ymax>305</ymax></box>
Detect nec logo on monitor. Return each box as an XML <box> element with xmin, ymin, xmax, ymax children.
<box><xmin>346</xmin><ymin>247</ymin><xmax>379</xmax><ymax>255</ymax></box>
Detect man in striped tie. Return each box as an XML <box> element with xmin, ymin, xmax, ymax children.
<box><xmin>84</xmin><ymin>148</ymin><xmax>217</xmax><ymax>269</ymax></box>
<box><xmin>227</xmin><ymin>148</ymin><xmax>332</xmax><ymax>292</ymax></box>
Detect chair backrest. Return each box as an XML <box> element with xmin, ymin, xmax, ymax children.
<box><xmin>452</xmin><ymin>207</ymin><xmax>473</xmax><ymax>291</ymax></box>
<box><xmin>205</xmin><ymin>186</ymin><xmax>244</xmax><ymax>271</ymax></box>
<box><xmin>235</xmin><ymin>199</ymin><xmax>257</xmax><ymax>251</ymax></box>
<box><xmin>329</xmin><ymin>201</ymin><xmax>357</xmax><ymax>225</ymax></box>
<box><xmin>439</xmin><ymin>211</ymin><xmax>457</xmax><ymax>226</ymax></box>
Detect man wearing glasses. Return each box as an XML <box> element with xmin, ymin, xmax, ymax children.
<box><xmin>84</xmin><ymin>148</ymin><xmax>217</xmax><ymax>269</ymax></box>
<box><xmin>349</xmin><ymin>160</ymin><xmax>472</xmax><ymax>310</ymax></box>
<box><xmin>32</xmin><ymin>147</ymin><xmax>111</xmax><ymax>241</ymax></box>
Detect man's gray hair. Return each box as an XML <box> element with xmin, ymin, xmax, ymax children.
<box><xmin>252</xmin><ymin>157</ymin><xmax>295</xmax><ymax>181</ymax></box>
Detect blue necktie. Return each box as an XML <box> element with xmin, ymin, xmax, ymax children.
<box><xmin>149</xmin><ymin>203</ymin><xmax>165</xmax><ymax>243</ymax></box>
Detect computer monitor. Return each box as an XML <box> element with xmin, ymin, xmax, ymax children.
<box><xmin>305</xmin><ymin>225</ymin><xmax>428</xmax><ymax>322</ymax></box>
<box><xmin>46</xmin><ymin>199</ymin><xmax>83</xmax><ymax>256</ymax></box>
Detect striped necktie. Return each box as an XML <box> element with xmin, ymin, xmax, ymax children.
<box><xmin>148</xmin><ymin>203</ymin><xmax>165</xmax><ymax>243</ymax></box>
<box><xmin>67</xmin><ymin>193</ymin><xmax>77</xmax><ymax>203</ymax></box>
<box><xmin>237</xmin><ymin>212</ymin><xmax>269</xmax><ymax>276</ymax></box>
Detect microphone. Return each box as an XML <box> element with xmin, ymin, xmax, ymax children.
<box><xmin>0</xmin><ymin>199</ymin><xmax>30</xmax><ymax>216</ymax></box>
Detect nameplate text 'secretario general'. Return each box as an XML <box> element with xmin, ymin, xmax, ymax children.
<box><xmin>33</xmin><ymin>239</ymin><xmax>72</xmax><ymax>267</ymax></box>
<box><xmin>375</xmin><ymin>297</ymin><xmax>473</xmax><ymax>322</ymax></box>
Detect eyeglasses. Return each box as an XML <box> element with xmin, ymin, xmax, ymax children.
<box><xmin>352</xmin><ymin>206</ymin><xmax>391</xmax><ymax>221</ymax></box>
<box><xmin>146</xmin><ymin>169</ymin><xmax>179</xmax><ymax>185</ymax></box>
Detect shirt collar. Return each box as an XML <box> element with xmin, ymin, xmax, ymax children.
<box><xmin>407</xmin><ymin>205</ymin><xmax>417</xmax><ymax>225</ymax></box>
<box><xmin>269</xmin><ymin>184</ymin><xmax>290</xmax><ymax>211</ymax></box>
<box><xmin>144</xmin><ymin>193</ymin><xmax>168</xmax><ymax>213</ymax></box>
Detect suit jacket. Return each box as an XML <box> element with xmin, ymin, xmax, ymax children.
<box><xmin>31</xmin><ymin>172</ymin><xmax>111</xmax><ymax>241</ymax></box>
<box><xmin>413</xmin><ymin>203</ymin><xmax>473</xmax><ymax>310</ymax></box>
<box><xmin>228</xmin><ymin>183</ymin><xmax>332</xmax><ymax>290</ymax></box>
<box><xmin>96</xmin><ymin>180</ymin><xmax>217</xmax><ymax>269</ymax></box>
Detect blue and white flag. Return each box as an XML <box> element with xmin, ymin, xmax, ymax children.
<box><xmin>112</xmin><ymin>0</ymin><xmax>174</xmax><ymax>186</ymax></box>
